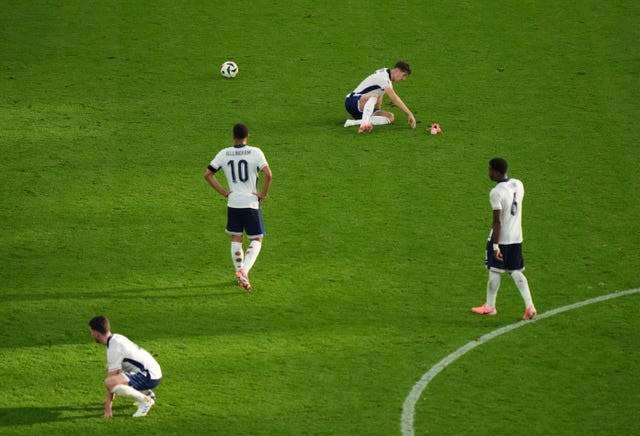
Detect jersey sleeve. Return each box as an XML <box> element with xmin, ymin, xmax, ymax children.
<box><xmin>106</xmin><ymin>340</ymin><xmax>124</xmax><ymax>372</ymax></box>
<box><xmin>256</xmin><ymin>149</ymin><xmax>268</xmax><ymax>169</ymax></box>
<box><xmin>209</xmin><ymin>149</ymin><xmax>225</xmax><ymax>170</ymax></box>
<box><xmin>489</xmin><ymin>189</ymin><xmax>503</xmax><ymax>210</ymax></box>
<box><xmin>377</xmin><ymin>70</ymin><xmax>392</xmax><ymax>90</ymax></box>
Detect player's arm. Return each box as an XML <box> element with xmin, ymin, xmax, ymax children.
<box><xmin>103</xmin><ymin>389</ymin><xmax>114</xmax><ymax>418</ymax></box>
<box><xmin>254</xmin><ymin>165</ymin><xmax>272</xmax><ymax>201</ymax></box>
<box><xmin>102</xmin><ymin>369</ymin><xmax>120</xmax><ymax>419</ymax></box>
<box><xmin>384</xmin><ymin>87</ymin><xmax>416</xmax><ymax>128</ymax></box>
<box><xmin>204</xmin><ymin>166</ymin><xmax>230</xmax><ymax>198</ymax></box>
<box><xmin>491</xmin><ymin>209</ymin><xmax>503</xmax><ymax>261</ymax></box>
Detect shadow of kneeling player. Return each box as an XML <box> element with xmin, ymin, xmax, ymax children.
<box><xmin>0</xmin><ymin>404</ymin><xmax>129</xmax><ymax>425</ymax></box>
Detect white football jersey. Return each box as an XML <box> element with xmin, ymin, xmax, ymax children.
<box><xmin>209</xmin><ymin>144</ymin><xmax>269</xmax><ymax>209</ymax></box>
<box><xmin>107</xmin><ymin>334</ymin><xmax>162</xmax><ymax>379</ymax></box>
<box><xmin>489</xmin><ymin>178</ymin><xmax>525</xmax><ymax>244</ymax></box>
<box><xmin>349</xmin><ymin>68</ymin><xmax>393</xmax><ymax>96</ymax></box>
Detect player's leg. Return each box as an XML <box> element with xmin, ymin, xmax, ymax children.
<box><xmin>371</xmin><ymin>95</ymin><xmax>393</xmax><ymax>125</ymax></box>
<box><xmin>102</xmin><ymin>373</ymin><xmax>132</xmax><ymax>417</ymax></box>
<box><xmin>232</xmin><ymin>234</ymin><xmax>251</xmax><ymax>292</ymax></box>
<box><xmin>230</xmin><ymin>235</ymin><xmax>244</xmax><ymax>272</ymax></box>
<box><xmin>510</xmin><ymin>270</ymin><xmax>536</xmax><ymax>319</ymax></box>
<box><xmin>472</xmin><ymin>241</ymin><xmax>503</xmax><ymax>315</ymax></box>
<box><xmin>371</xmin><ymin>110</ymin><xmax>394</xmax><ymax>125</ymax></box>
<box><xmin>227</xmin><ymin>208</ymin><xmax>251</xmax><ymax>290</ymax></box>
<box><xmin>358</xmin><ymin>94</ymin><xmax>377</xmax><ymax>132</ymax></box>
<box><xmin>344</xmin><ymin>93</ymin><xmax>363</xmax><ymax>127</ymax></box>
<box><xmin>486</xmin><ymin>270</ymin><xmax>501</xmax><ymax>309</ymax></box>
<box><xmin>243</xmin><ymin>209</ymin><xmax>265</xmax><ymax>278</ymax></box>
<box><xmin>243</xmin><ymin>237</ymin><xmax>263</xmax><ymax>274</ymax></box>
<box><xmin>501</xmin><ymin>243</ymin><xmax>536</xmax><ymax>319</ymax></box>
<box><xmin>233</xmin><ymin>209</ymin><xmax>264</xmax><ymax>291</ymax></box>
<box><xmin>226</xmin><ymin>207</ymin><xmax>245</xmax><ymax>273</ymax></box>
<box><xmin>126</xmin><ymin>372</ymin><xmax>158</xmax><ymax>417</ymax></box>
<box><xmin>231</xmin><ymin>234</ymin><xmax>252</xmax><ymax>290</ymax></box>
<box><xmin>471</xmin><ymin>270</ymin><xmax>501</xmax><ymax>315</ymax></box>
<box><xmin>105</xmin><ymin>373</ymin><xmax>147</xmax><ymax>403</ymax></box>
<box><xmin>346</xmin><ymin>112</ymin><xmax>392</xmax><ymax>127</ymax></box>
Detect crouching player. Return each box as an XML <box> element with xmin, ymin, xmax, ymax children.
<box><xmin>89</xmin><ymin>315</ymin><xmax>162</xmax><ymax>418</ymax></box>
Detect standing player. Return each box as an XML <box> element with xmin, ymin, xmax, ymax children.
<box><xmin>471</xmin><ymin>157</ymin><xmax>537</xmax><ymax>320</ymax></box>
<box><xmin>204</xmin><ymin>123</ymin><xmax>272</xmax><ymax>292</ymax></box>
<box><xmin>89</xmin><ymin>315</ymin><xmax>161</xmax><ymax>418</ymax></box>
<box><xmin>344</xmin><ymin>60</ymin><xmax>417</xmax><ymax>133</ymax></box>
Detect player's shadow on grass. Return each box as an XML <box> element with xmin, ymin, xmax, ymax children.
<box><xmin>0</xmin><ymin>404</ymin><xmax>111</xmax><ymax>426</ymax></box>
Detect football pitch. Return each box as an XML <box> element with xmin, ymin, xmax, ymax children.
<box><xmin>1</xmin><ymin>1</ymin><xmax>639</xmax><ymax>434</ymax></box>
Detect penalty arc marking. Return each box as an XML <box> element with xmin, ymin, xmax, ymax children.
<box><xmin>400</xmin><ymin>287</ymin><xmax>640</xmax><ymax>436</ymax></box>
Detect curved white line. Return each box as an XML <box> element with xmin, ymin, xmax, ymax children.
<box><xmin>401</xmin><ymin>287</ymin><xmax>640</xmax><ymax>436</ymax></box>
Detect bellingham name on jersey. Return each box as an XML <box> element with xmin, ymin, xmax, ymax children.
<box><xmin>225</xmin><ymin>149</ymin><xmax>253</xmax><ymax>156</ymax></box>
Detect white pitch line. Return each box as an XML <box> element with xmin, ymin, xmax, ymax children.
<box><xmin>401</xmin><ymin>287</ymin><xmax>640</xmax><ymax>436</ymax></box>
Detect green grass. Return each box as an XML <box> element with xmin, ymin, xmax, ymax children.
<box><xmin>1</xmin><ymin>0</ymin><xmax>639</xmax><ymax>434</ymax></box>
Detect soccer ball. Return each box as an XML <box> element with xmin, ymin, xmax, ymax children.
<box><xmin>220</xmin><ymin>61</ymin><xmax>238</xmax><ymax>78</ymax></box>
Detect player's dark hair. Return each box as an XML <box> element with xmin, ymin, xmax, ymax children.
<box><xmin>233</xmin><ymin>123</ymin><xmax>249</xmax><ymax>140</ymax></box>
<box><xmin>489</xmin><ymin>157</ymin><xmax>508</xmax><ymax>175</ymax></box>
<box><xmin>394</xmin><ymin>60</ymin><xmax>411</xmax><ymax>75</ymax></box>
<box><xmin>89</xmin><ymin>315</ymin><xmax>110</xmax><ymax>335</ymax></box>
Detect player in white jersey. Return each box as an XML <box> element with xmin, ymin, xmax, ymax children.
<box><xmin>204</xmin><ymin>123</ymin><xmax>272</xmax><ymax>291</ymax></box>
<box><xmin>472</xmin><ymin>158</ymin><xmax>537</xmax><ymax>320</ymax></box>
<box><xmin>344</xmin><ymin>60</ymin><xmax>417</xmax><ymax>133</ymax></box>
<box><xmin>89</xmin><ymin>316</ymin><xmax>161</xmax><ymax>418</ymax></box>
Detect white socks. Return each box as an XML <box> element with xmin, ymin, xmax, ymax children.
<box><xmin>231</xmin><ymin>241</ymin><xmax>244</xmax><ymax>271</ymax></box>
<box><xmin>344</xmin><ymin>115</ymin><xmax>391</xmax><ymax>127</ymax></box>
<box><xmin>231</xmin><ymin>240</ymin><xmax>263</xmax><ymax>274</ymax></box>
<box><xmin>112</xmin><ymin>384</ymin><xmax>146</xmax><ymax>402</ymax></box>
<box><xmin>486</xmin><ymin>270</ymin><xmax>534</xmax><ymax>309</ymax></box>
<box><xmin>510</xmin><ymin>270</ymin><xmax>534</xmax><ymax>308</ymax></box>
<box><xmin>243</xmin><ymin>240</ymin><xmax>262</xmax><ymax>273</ymax></box>
<box><xmin>486</xmin><ymin>270</ymin><xmax>501</xmax><ymax>309</ymax></box>
<box><xmin>361</xmin><ymin>97</ymin><xmax>377</xmax><ymax>125</ymax></box>
<box><xmin>370</xmin><ymin>115</ymin><xmax>390</xmax><ymax>125</ymax></box>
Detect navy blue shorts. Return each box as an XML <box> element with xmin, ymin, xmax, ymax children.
<box><xmin>226</xmin><ymin>207</ymin><xmax>265</xmax><ymax>238</ymax></box>
<box><xmin>127</xmin><ymin>372</ymin><xmax>161</xmax><ymax>391</ymax></box>
<box><xmin>345</xmin><ymin>93</ymin><xmax>363</xmax><ymax>119</ymax></box>
<box><xmin>485</xmin><ymin>241</ymin><xmax>525</xmax><ymax>272</ymax></box>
